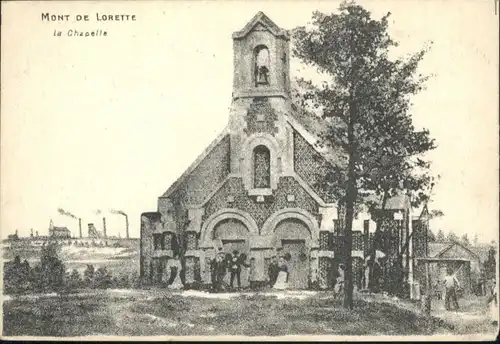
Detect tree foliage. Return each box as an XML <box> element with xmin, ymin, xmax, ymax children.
<box><xmin>484</xmin><ymin>247</ymin><xmax>497</xmax><ymax>280</ymax></box>
<box><xmin>446</xmin><ymin>231</ymin><xmax>459</xmax><ymax>243</ymax></box>
<box><xmin>84</xmin><ymin>264</ymin><xmax>96</xmax><ymax>288</ymax></box>
<box><xmin>292</xmin><ymin>1</ymin><xmax>435</xmax><ymax>308</ymax></box>
<box><xmin>429</xmin><ymin>209</ymin><xmax>444</xmax><ymax>219</ymax></box>
<box><xmin>436</xmin><ymin>229</ymin><xmax>446</xmax><ymax>242</ymax></box>
<box><xmin>461</xmin><ymin>233</ymin><xmax>470</xmax><ymax>246</ymax></box>
<box><xmin>427</xmin><ymin>230</ymin><xmax>436</xmax><ymax>242</ymax></box>
<box><xmin>3</xmin><ymin>242</ymin><xmax>66</xmax><ymax>294</ymax></box>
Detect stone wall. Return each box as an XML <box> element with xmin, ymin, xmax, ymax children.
<box><xmin>164</xmin><ymin>134</ymin><xmax>231</xmax><ymax>233</ymax></box>
<box><xmin>293</xmin><ymin>130</ymin><xmax>336</xmax><ymax>203</ymax></box>
<box><xmin>140</xmin><ymin>212</ymin><xmax>161</xmax><ymax>282</ymax></box>
<box><xmin>203</xmin><ymin>176</ymin><xmax>320</xmax><ymax>232</ymax></box>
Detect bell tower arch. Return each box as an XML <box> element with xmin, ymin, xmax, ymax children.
<box><xmin>229</xmin><ymin>12</ymin><xmax>294</xmax><ymax>186</ymax></box>
<box><xmin>231</xmin><ymin>12</ymin><xmax>290</xmax><ymax>99</ymax></box>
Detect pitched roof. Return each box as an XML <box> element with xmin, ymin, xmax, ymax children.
<box><xmin>287</xmin><ymin>105</ymin><xmax>347</xmax><ymax>166</ymax></box>
<box><xmin>428</xmin><ymin>242</ymin><xmax>452</xmax><ymax>257</ymax></box>
<box><xmin>232</xmin><ymin>11</ymin><xmax>290</xmax><ymax>40</ymax></box>
<box><xmin>384</xmin><ymin>194</ymin><xmax>411</xmax><ymax>210</ymax></box>
<box><xmin>429</xmin><ymin>241</ymin><xmax>493</xmax><ymax>262</ymax></box>
<box><xmin>428</xmin><ymin>241</ymin><xmax>481</xmax><ymax>261</ymax></box>
<box><xmin>160</xmin><ymin>127</ymin><xmax>230</xmax><ymax>199</ymax></box>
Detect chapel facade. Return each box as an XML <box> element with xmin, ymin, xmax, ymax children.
<box><xmin>140</xmin><ymin>12</ymin><xmax>426</xmax><ymax>292</ymax></box>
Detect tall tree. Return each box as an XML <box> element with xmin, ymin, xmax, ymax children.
<box><xmin>37</xmin><ymin>242</ymin><xmax>65</xmax><ymax>292</ymax></box>
<box><xmin>473</xmin><ymin>233</ymin><xmax>479</xmax><ymax>246</ymax></box>
<box><xmin>293</xmin><ymin>1</ymin><xmax>434</xmax><ymax>308</ymax></box>
<box><xmin>436</xmin><ymin>229</ymin><xmax>445</xmax><ymax>242</ymax></box>
<box><xmin>427</xmin><ymin>230</ymin><xmax>436</xmax><ymax>243</ymax></box>
<box><xmin>461</xmin><ymin>233</ymin><xmax>470</xmax><ymax>246</ymax></box>
<box><xmin>484</xmin><ymin>247</ymin><xmax>497</xmax><ymax>280</ymax></box>
<box><xmin>446</xmin><ymin>231</ymin><xmax>459</xmax><ymax>243</ymax></box>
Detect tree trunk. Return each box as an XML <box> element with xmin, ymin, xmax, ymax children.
<box><xmin>343</xmin><ymin>101</ymin><xmax>357</xmax><ymax>310</ymax></box>
<box><xmin>368</xmin><ymin>190</ymin><xmax>389</xmax><ymax>288</ymax></box>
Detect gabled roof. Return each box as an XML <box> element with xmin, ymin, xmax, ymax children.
<box><xmin>160</xmin><ymin>127</ymin><xmax>230</xmax><ymax>199</ymax></box>
<box><xmin>429</xmin><ymin>241</ymin><xmax>480</xmax><ymax>261</ymax></box>
<box><xmin>384</xmin><ymin>195</ymin><xmax>412</xmax><ymax>210</ymax></box>
<box><xmin>420</xmin><ymin>203</ymin><xmax>429</xmax><ymax>217</ymax></box>
<box><xmin>428</xmin><ymin>243</ymin><xmax>450</xmax><ymax>257</ymax></box>
<box><xmin>360</xmin><ymin>193</ymin><xmax>412</xmax><ymax>211</ymax></box>
<box><xmin>232</xmin><ymin>11</ymin><xmax>290</xmax><ymax>40</ymax></box>
<box><xmin>287</xmin><ymin>106</ymin><xmax>347</xmax><ymax>166</ymax></box>
<box><xmin>287</xmin><ymin>108</ymin><xmax>415</xmax><ymax>211</ymax></box>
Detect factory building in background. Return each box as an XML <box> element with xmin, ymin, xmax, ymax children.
<box><xmin>48</xmin><ymin>219</ymin><xmax>71</xmax><ymax>239</ymax></box>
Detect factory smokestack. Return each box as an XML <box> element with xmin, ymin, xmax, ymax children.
<box><xmin>103</xmin><ymin>217</ymin><xmax>107</xmax><ymax>238</ymax></box>
<box><xmin>79</xmin><ymin>218</ymin><xmax>82</xmax><ymax>238</ymax></box>
<box><xmin>110</xmin><ymin>209</ymin><xmax>129</xmax><ymax>239</ymax></box>
<box><xmin>125</xmin><ymin>214</ymin><xmax>129</xmax><ymax>239</ymax></box>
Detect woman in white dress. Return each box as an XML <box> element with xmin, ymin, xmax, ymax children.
<box><xmin>166</xmin><ymin>254</ymin><xmax>184</xmax><ymax>290</ymax></box>
<box><xmin>487</xmin><ymin>279</ymin><xmax>498</xmax><ymax>325</ymax></box>
<box><xmin>334</xmin><ymin>264</ymin><xmax>345</xmax><ymax>297</ymax></box>
<box><xmin>273</xmin><ymin>256</ymin><xmax>289</xmax><ymax>290</ymax></box>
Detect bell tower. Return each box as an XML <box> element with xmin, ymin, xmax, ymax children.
<box><xmin>228</xmin><ymin>12</ymin><xmax>294</xmax><ymax>196</ymax></box>
<box><xmin>231</xmin><ymin>11</ymin><xmax>290</xmax><ymax>99</ymax></box>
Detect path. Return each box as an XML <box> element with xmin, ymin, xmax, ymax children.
<box><xmin>2</xmin><ymin>288</ymin><xmax>321</xmax><ymax>302</ymax></box>
<box><xmin>430</xmin><ymin>301</ymin><xmax>496</xmax><ymax>336</ymax></box>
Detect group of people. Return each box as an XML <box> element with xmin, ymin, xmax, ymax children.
<box><xmin>210</xmin><ymin>249</ymin><xmax>291</xmax><ymax>292</ymax></box>
<box><xmin>210</xmin><ymin>250</ymin><xmax>249</xmax><ymax>292</ymax></box>
<box><xmin>267</xmin><ymin>254</ymin><xmax>291</xmax><ymax>290</ymax></box>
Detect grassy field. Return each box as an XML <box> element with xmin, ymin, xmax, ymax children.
<box><xmin>3</xmin><ymin>290</ymin><xmax>457</xmax><ymax>337</ymax></box>
<box><xmin>429</xmin><ymin>295</ymin><xmax>498</xmax><ymax>335</ymax></box>
<box><xmin>3</xmin><ymin>244</ymin><xmax>140</xmax><ymax>277</ymax></box>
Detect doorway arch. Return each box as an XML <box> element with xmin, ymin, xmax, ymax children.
<box><xmin>274</xmin><ymin>218</ymin><xmax>311</xmax><ymax>289</ymax></box>
<box><xmin>212</xmin><ymin>218</ymin><xmax>251</xmax><ymax>288</ymax></box>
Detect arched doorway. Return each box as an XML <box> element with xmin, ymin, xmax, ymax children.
<box><xmin>213</xmin><ymin>218</ymin><xmax>251</xmax><ymax>288</ymax></box>
<box><xmin>275</xmin><ymin>218</ymin><xmax>311</xmax><ymax>289</ymax></box>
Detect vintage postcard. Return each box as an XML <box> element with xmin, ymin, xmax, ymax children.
<box><xmin>1</xmin><ymin>0</ymin><xmax>498</xmax><ymax>341</ymax></box>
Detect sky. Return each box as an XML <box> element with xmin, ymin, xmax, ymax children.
<box><xmin>1</xmin><ymin>0</ymin><xmax>498</xmax><ymax>243</ymax></box>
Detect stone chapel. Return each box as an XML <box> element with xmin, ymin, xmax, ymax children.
<box><xmin>140</xmin><ymin>12</ymin><xmax>426</xmax><ymax>293</ymax></box>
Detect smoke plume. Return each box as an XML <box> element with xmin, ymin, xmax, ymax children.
<box><xmin>58</xmin><ymin>208</ymin><xmax>77</xmax><ymax>219</ymax></box>
<box><xmin>110</xmin><ymin>209</ymin><xmax>127</xmax><ymax>216</ymax></box>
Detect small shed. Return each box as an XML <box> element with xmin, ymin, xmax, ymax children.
<box><xmin>416</xmin><ymin>241</ymin><xmax>481</xmax><ymax>296</ymax></box>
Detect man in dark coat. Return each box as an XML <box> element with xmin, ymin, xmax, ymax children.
<box><xmin>230</xmin><ymin>250</ymin><xmax>244</xmax><ymax>290</ymax></box>
<box><xmin>268</xmin><ymin>255</ymin><xmax>279</xmax><ymax>287</ymax></box>
<box><xmin>211</xmin><ymin>251</ymin><xmax>226</xmax><ymax>292</ymax></box>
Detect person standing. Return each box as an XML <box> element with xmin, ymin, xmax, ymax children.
<box><xmin>210</xmin><ymin>254</ymin><xmax>218</xmax><ymax>292</ymax></box>
<box><xmin>334</xmin><ymin>264</ymin><xmax>345</xmax><ymax>298</ymax></box>
<box><xmin>166</xmin><ymin>253</ymin><xmax>184</xmax><ymax>290</ymax></box>
<box><xmin>443</xmin><ymin>267</ymin><xmax>460</xmax><ymax>311</ymax></box>
<box><xmin>217</xmin><ymin>252</ymin><xmax>227</xmax><ymax>291</ymax></box>
<box><xmin>248</xmin><ymin>257</ymin><xmax>256</xmax><ymax>289</ymax></box>
<box><xmin>210</xmin><ymin>253</ymin><xmax>218</xmax><ymax>291</ymax></box>
<box><xmin>363</xmin><ymin>259</ymin><xmax>370</xmax><ymax>291</ymax></box>
<box><xmin>211</xmin><ymin>251</ymin><xmax>226</xmax><ymax>292</ymax></box>
<box><xmin>229</xmin><ymin>250</ymin><xmax>243</xmax><ymax>290</ymax></box>
<box><xmin>487</xmin><ymin>279</ymin><xmax>498</xmax><ymax>325</ymax></box>
<box><xmin>372</xmin><ymin>257</ymin><xmax>382</xmax><ymax>293</ymax></box>
<box><xmin>273</xmin><ymin>255</ymin><xmax>290</xmax><ymax>290</ymax></box>
<box><xmin>268</xmin><ymin>255</ymin><xmax>279</xmax><ymax>287</ymax></box>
